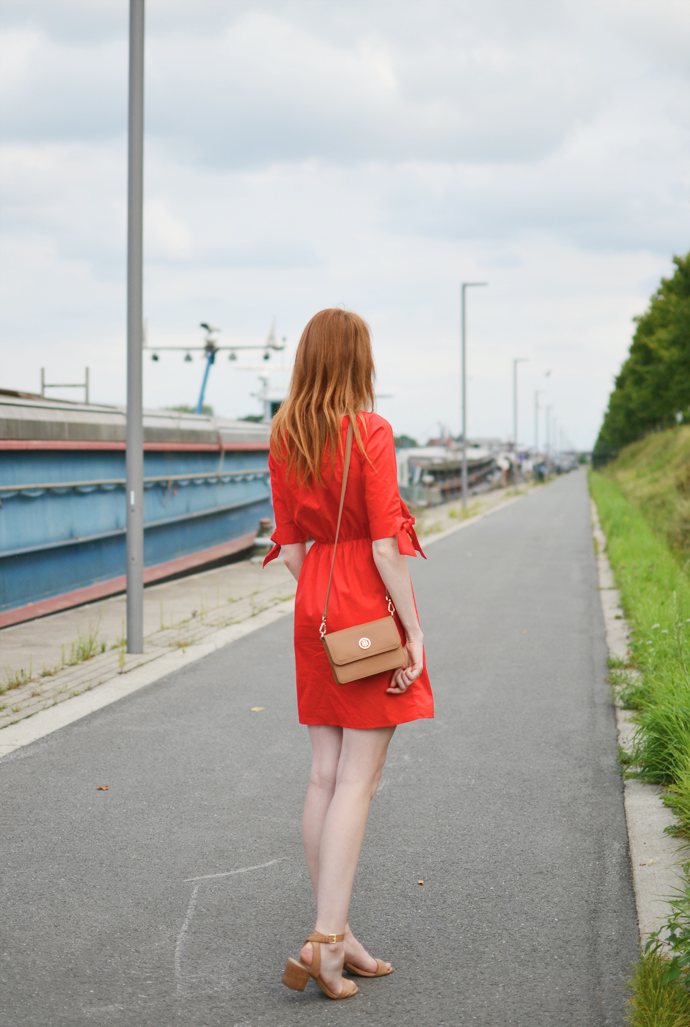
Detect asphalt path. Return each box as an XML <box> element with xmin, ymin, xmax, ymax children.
<box><xmin>0</xmin><ymin>470</ymin><xmax>638</xmax><ymax>1027</ymax></box>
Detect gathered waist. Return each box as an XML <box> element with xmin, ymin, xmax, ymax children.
<box><xmin>310</xmin><ymin>536</ymin><xmax>371</xmax><ymax>546</ymax></box>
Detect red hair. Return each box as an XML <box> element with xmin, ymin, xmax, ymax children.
<box><xmin>271</xmin><ymin>308</ymin><xmax>375</xmax><ymax>484</ymax></box>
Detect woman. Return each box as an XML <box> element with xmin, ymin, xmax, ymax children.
<box><xmin>264</xmin><ymin>308</ymin><xmax>434</xmax><ymax>1001</ymax></box>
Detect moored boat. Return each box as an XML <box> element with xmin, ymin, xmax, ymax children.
<box><xmin>0</xmin><ymin>391</ymin><xmax>272</xmax><ymax>626</ymax></box>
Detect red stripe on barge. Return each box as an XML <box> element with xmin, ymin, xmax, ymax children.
<box><xmin>0</xmin><ymin>531</ymin><xmax>257</xmax><ymax>627</ymax></box>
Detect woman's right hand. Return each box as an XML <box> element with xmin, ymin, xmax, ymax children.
<box><xmin>386</xmin><ymin>635</ymin><xmax>424</xmax><ymax>694</ymax></box>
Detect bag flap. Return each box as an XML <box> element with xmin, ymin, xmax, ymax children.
<box><xmin>323</xmin><ymin>616</ymin><xmax>401</xmax><ymax>666</ymax></box>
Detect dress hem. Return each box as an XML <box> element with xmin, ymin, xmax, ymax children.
<box><xmin>298</xmin><ymin>712</ymin><xmax>434</xmax><ymax>729</ymax></box>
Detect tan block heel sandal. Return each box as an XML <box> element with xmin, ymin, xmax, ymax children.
<box><xmin>282</xmin><ymin>931</ymin><xmax>359</xmax><ymax>1000</ymax></box>
<box><xmin>344</xmin><ymin>957</ymin><xmax>393</xmax><ymax>978</ymax></box>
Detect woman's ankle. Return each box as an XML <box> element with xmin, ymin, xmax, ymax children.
<box><xmin>313</xmin><ymin>923</ymin><xmax>346</xmax><ymax>941</ymax></box>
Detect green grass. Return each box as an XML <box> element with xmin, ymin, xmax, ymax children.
<box><xmin>0</xmin><ymin>665</ymin><xmax>33</xmax><ymax>693</ymax></box>
<box><xmin>589</xmin><ymin>467</ymin><xmax>690</xmax><ymax>1021</ymax></box>
<box><xmin>1</xmin><ymin>615</ymin><xmax>106</xmax><ymax>694</ymax></box>
<box><xmin>590</xmin><ymin>474</ymin><xmax>690</xmax><ymax>801</ymax></box>
<box><xmin>602</xmin><ymin>424</ymin><xmax>690</xmax><ymax>567</ymax></box>
<box><xmin>627</xmin><ymin>949</ymin><xmax>690</xmax><ymax>1026</ymax></box>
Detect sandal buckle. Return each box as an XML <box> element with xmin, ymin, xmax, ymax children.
<box><xmin>327</xmin><ymin>933</ymin><xmax>338</xmax><ymax>945</ymax></box>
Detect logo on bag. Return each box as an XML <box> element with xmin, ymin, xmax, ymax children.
<box><xmin>358</xmin><ymin>637</ymin><xmax>371</xmax><ymax>649</ymax></box>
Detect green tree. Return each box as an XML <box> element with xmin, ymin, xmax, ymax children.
<box><xmin>393</xmin><ymin>433</ymin><xmax>419</xmax><ymax>449</ymax></box>
<box><xmin>165</xmin><ymin>403</ymin><xmax>214</xmax><ymax>416</ymax></box>
<box><xmin>594</xmin><ymin>254</ymin><xmax>690</xmax><ymax>463</ymax></box>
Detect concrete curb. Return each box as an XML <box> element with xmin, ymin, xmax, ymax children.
<box><xmin>0</xmin><ymin>487</ymin><xmax>528</xmax><ymax>760</ymax></box>
<box><xmin>590</xmin><ymin>498</ymin><xmax>686</xmax><ymax>945</ymax></box>
<box><xmin>0</xmin><ymin>599</ymin><xmax>295</xmax><ymax>759</ymax></box>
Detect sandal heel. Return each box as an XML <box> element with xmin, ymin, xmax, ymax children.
<box><xmin>282</xmin><ymin>957</ymin><xmax>310</xmax><ymax>991</ymax></box>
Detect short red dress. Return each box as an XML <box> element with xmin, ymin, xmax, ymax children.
<box><xmin>264</xmin><ymin>412</ymin><xmax>434</xmax><ymax>729</ymax></box>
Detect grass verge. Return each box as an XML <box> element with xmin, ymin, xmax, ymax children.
<box><xmin>627</xmin><ymin>949</ymin><xmax>690</xmax><ymax>1027</ymax></box>
<box><xmin>600</xmin><ymin>424</ymin><xmax>690</xmax><ymax>567</ymax></box>
<box><xmin>589</xmin><ymin>470</ymin><xmax>690</xmax><ymax>1021</ymax></box>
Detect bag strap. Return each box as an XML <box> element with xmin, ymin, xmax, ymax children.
<box><xmin>320</xmin><ymin>420</ymin><xmax>354</xmax><ymax>639</ymax></box>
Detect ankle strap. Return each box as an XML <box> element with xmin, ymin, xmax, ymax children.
<box><xmin>307</xmin><ymin>931</ymin><xmax>344</xmax><ymax>945</ymax></box>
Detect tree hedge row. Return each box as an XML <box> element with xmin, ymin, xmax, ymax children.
<box><xmin>593</xmin><ymin>253</ymin><xmax>690</xmax><ymax>466</ymax></box>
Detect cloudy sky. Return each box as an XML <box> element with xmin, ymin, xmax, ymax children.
<box><xmin>1</xmin><ymin>0</ymin><xmax>688</xmax><ymax>448</ymax></box>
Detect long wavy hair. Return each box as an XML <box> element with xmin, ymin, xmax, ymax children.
<box><xmin>270</xmin><ymin>308</ymin><xmax>375</xmax><ymax>485</ymax></box>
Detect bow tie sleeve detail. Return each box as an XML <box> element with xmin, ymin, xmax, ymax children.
<box><xmin>262</xmin><ymin>539</ymin><xmax>282</xmax><ymax>567</ymax></box>
<box><xmin>397</xmin><ymin>506</ymin><xmax>426</xmax><ymax>559</ymax></box>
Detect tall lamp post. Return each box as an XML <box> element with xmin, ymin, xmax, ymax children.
<box><xmin>534</xmin><ymin>389</ymin><xmax>543</xmax><ymax>454</ymax></box>
<box><xmin>545</xmin><ymin>404</ymin><xmax>553</xmax><ymax>465</ymax></box>
<box><xmin>460</xmin><ymin>282</ymin><xmax>487</xmax><ymax>510</ymax></box>
<box><xmin>126</xmin><ymin>0</ymin><xmax>145</xmax><ymax>654</ymax></box>
<box><xmin>511</xmin><ymin>357</ymin><xmax>529</xmax><ymax>492</ymax></box>
<box><xmin>534</xmin><ymin>389</ymin><xmax>543</xmax><ymax>485</ymax></box>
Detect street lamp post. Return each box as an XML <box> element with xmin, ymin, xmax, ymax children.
<box><xmin>513</xmin><ymin>358</ymin><xmax>528</xmax><ymax>494</ymax></box>
<box><xmin>460</xmin><ymin>282</ymin><xmax>487</xmax><ymax>510</ymax></box>
<box><xmin>534</xmin><ymin>389</ymin><xmax>543</xmax><ymax>484</ymax></box>
<box><xmin>545</xmin><ymin>404</ymin><xmax>553</xmax><ymax>466</ymax></box>
<box><xmin>126</xmin><ymin>0</ymin><xmax>145</xmax><ymax>654</ymax></box>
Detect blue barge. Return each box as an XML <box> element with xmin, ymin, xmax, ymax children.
<box><xmin>0</xmin><ymin>391</ymin><xmax>272</xmax><ymax>626</ymax></box>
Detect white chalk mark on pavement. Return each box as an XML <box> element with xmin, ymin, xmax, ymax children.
<box><xmin>174</xmin><ymin>883</ymin><xmax>200</xmax><ymax>996</ymax></box>
<box><xmin>175</xmin><ymin>860</ymin><xmax>282</xmax><ymax>995</ymax></box>
<box><xmin>184</xmin><ymin>858</ymin><xmax>281</xmax><ymax>882</ymax></box>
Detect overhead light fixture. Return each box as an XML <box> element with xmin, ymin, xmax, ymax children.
<box><xmin>184</xmin><ymin>353</ymin><xmax>192</xmax><ymax>362</ymax></box>
<box><xmin>151</xmin><ymin>352</ymin><xmax>159</xmax><ymax>361</ymax></box>
<box><xmin>229</xmin><ymin>351</ymin><xmax>237</xmax><ymax>361</ymax></box>
<box><xmin>263</xmin><ymin>351</ymin><xmax>270</xmax><ymax>361</ymax></box>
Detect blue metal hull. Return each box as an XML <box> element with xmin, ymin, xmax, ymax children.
<box><xmin>0</xmin><ymin>395</ymin><xmax>273</xmax><ymax>621</ymax></box>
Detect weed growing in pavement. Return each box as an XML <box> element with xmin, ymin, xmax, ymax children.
<box><xmin>646</xmin><ymin>870</ymin><xmax>690</xmax><ymax>985</ymax></box>
<box><xmin>608</xmin><ymin>668</ymin><xmax>648</xmax><ymax>710</ymax></box>
<box><xmin>67</xmin><ymin>623</ymin><xmax>106</xmax><ymax>665</ymax></box>
<box><xmin>608</xmin><ymin>654</ymin><xmax>635</xmax><ymax>670</ymax></box>
<box><xmin>591</xmin><ymin>469</ymin><xmax>690</xmax><ymax>1016</ymax></box>
<box><xmin>39</xmin><ymin>660</ymin><xmax>61</xmax><ymax>678</ymax></box>
<box><xmin>628</xmin><ymin>947</ymin><xmax>690</xmax><ymax>1025</ymax></box>
<box><xmin>170</xmin><ymin>637</ymin><xmax>193</xmax><ymax>649</ymax></box>
<box><xmin>1</xmin><ymin>665</ymin><xmax>33</xmax><ymax>692</ymax></box>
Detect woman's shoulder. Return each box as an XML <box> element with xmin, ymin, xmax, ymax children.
<box><xmin>356</xmin><ymin>412</ymin><xmax>395</xmax><ymax>465</ymax></box>
<box><xmin>356</xmin><ymin>411</ymin><xmax>393</xmax><ymax>436</ymax></box>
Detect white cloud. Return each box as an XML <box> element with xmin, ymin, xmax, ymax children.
<box><xmin>0</xmin><ymin>0</ymin><xmax>688</xmax><ymax>448</ymax></box>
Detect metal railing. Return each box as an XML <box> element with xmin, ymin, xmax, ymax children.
<box><xmin>0</xmin><ymin>468</ymin><xmax>269</xmax><ymax>498</ymax></box>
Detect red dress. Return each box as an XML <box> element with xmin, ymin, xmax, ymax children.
<box><xmin>264</xmin><ymin>412</ymin><xmax>434</xmax><ymax>729</ymax></box>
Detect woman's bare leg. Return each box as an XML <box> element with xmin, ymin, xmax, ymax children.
<box><xmin>302</xmin><ymin>726</ymin><xmax>388</xmax><ymax>975</ymax></box>
<box><xmin>300</xmin><ymin>724</ymin><xmax>395</xmax><ymax>994</ymax></box>
<box><xmin>302</xmin><ymin>725</ymin><xmax>342</xmax><ymax>895</ymax></box>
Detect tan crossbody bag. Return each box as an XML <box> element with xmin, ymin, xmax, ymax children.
<box><xmin>320</xmin><ymin>420</ymin><xmax>408</xmax><ymax>685</ymax></box>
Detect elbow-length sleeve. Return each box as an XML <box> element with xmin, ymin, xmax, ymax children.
<box><xmin>362</xmin><ymin>415</ymin><xmax>426</xmax><ymax>559</ymax></box>
<box><xmin>263</xmin><ymin>453</ymin><xmax>308</xmax><ymax>567</ymax></box>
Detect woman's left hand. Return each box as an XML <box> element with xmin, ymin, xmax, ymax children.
<box><xmin>386</xmin><ymin>637</ymin><xmax>424</xmax><ymax>694</ymax></box>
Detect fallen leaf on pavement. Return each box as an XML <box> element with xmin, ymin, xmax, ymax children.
<box><xmin>251</xmin><ymin>707</ymin><xmax>265</xmax><ymax>712</ymax></box>
<box><xmin>417</xmin><ymin>879</ymin><xmax>424</xmax><ymax>885</ymax></box>
<box><xmin>96</xmin><ymin>785</ymin><xmax>108</xmax><ymax>791</ymax></box>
